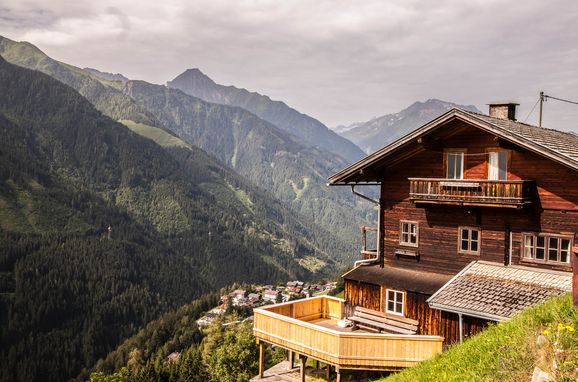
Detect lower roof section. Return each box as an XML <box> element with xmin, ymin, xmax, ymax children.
<box><xmin>342</xmin><ymin>264</ymin><xmax>452</xmax><ymax>295</ymax></box>
<box><xmin>427</xmin><ymin>261</ymin><xmax>572</xmax><ymax>321</ymax></box>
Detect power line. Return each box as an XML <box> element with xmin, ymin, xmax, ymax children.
<box><xmin>544</xmin><ymin>94</ymin><xmax>578</xmax><ymax>105</ymax></box>
<box><xmin>523</xmin><ymin>98</ymin><xmax>540</xmax><ymax>123</ymax></box>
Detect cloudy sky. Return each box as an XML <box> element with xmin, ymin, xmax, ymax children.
<box><xmin>1</xmin><ymin>0</ymin><xmax>578</xmax><ymax>131</ymax></box>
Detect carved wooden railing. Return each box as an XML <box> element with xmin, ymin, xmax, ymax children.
<box><xmin>409</xmin><ymin>178</ymin><xmax>534</xmax><ymax>208</ymax></box>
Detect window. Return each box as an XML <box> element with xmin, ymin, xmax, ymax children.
<box><xmin>446</xmin><ymin>150</ymin><xmax>465</xmax><ymax>179</ymax></box>
<box><xmin>400</xmin><ymin>221</ymin><xmax>418</xmax><ymax>247</ymax></box>
<box><xmin>386</xmin><ymin>289</ymin><xmax>404</xmax><ymax>316</ymax></box>
<box><xmin>522</xmin><ymin>233</ymin><xmax>571</xmax><ymax>264</ymax></box>
<box><xmin>488</xmin><ymin>150</ymin><xmax>509</xmax><ymax>180</ymax></box>
<box><xmin>459</xmin><ymin>227</ymin><xmax>480</xmax><ymax>254</ymax></box>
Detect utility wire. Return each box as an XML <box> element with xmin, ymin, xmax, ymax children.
<box><xmin>523</xmin><ymin>98</ymin><xmax>540</xmax><ymax>123</ymax></box>
<box><xmin>544</xmin><ymin>94</ymin><xmax>578</xmax><ymax>105</ymax></box>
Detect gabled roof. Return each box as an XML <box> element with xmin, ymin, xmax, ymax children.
<box><xmin>329</xmin><ymin>108</ymin><xmax>578</xmax><ymax>185</ymax></box>
<box><xmin>427</xmin><ymin>261</ymin><xmax>572</xmax><ymax>321</ymax></box>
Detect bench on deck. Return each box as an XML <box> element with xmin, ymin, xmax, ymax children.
<box><xmin>349</xmin><ymin>306</ymin><xmax>419</xmax><ymax>335</ymax></box>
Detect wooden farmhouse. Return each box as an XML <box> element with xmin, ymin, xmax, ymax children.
<box><xmin>252</xmin><ymin>104</ymin><xmax>576</xmax><ymax>382</ymax></box>
<box><xmin>329</xmin><ymin>103</ymin><xmax>576</xmax><ymax>345</ymax></box>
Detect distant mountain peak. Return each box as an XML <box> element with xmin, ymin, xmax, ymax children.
<box><xmin>340</xmin><ymin>99</ymin><xmax>481</xmax><ymax>154</ymax></box>
<box><xmin>170</xmin><ymin>68</ymin><xmax>217</xmax><ymax>87</ymax></box>
<box><xmin>167</xmin><ymin>68</ymin><xmax>365</xmax><ymax>162</ymax></box>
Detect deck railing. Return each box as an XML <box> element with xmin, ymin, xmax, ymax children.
<box><xmin>253</xmin><ymin>296</ymin><xmax>443</xmax><ymax>371</ymax></box>
<box><xmin>409</xmin><ymin>178</ymin><xmax>534</xmax><ymax>208</ymax></box>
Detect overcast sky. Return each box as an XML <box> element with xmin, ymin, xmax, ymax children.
<box><xmin>1</xmin><ymin>0</ymin><xmax>578</xmax><ymax>131</ymax></box>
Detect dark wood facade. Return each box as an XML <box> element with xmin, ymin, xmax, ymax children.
<box><xmin>340</xmin><ymin>116</ymin><xmax>577</xmax><ymax>344</ymax></box>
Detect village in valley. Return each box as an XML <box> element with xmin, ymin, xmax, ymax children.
<box><xmin>195</xmin><ymin>280</ymin><xmax>339</xmax><ymax>327</ymax></box>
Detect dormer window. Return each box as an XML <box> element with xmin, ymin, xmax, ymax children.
<box><xmin>446</xmin><ymin>150</ymin><xmax>465</xmax><ymax>179</ymax></box>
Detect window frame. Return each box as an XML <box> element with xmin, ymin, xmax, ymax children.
<box><xmin>399</xmin><ymin>220</ymin><xmax>419</xmax><ymax>248</ymax></box>
<box><xmin>487</xmin><ymin>148</ymin><xmax>510</xmax><ymax>181</ymax></box>
<box><xmin>445</xmin><ymin>149</ymin><xmax>466</xmax><ymax>180</ymax></box>
<box><xmin>521</xmin><ymin>232</ymin><xmax>573</xmax><ymax>265</ymax></box>
<box><xmin>385</xmin><ymin>288</ymin><xmax>405</xmax><ymax>316</ymax></box>
<box><xmin>458</xmin><ymin>226</ymin><xmax>481</xmax><ymax>255</ymax></box>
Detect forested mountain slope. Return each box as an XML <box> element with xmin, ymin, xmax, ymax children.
<box><xmin>0</xmin><ymin>35</ymin><xmax>371</xmax><ymax>264</ymax></box>
<box><xmin>0</xmin><ymin>35</ymin><xmax>160</xmax><ymax>127</ymax></box>
<box><xmin>122</xmin><ymin>80</ymin><xmax>372</xmax><ymax>260</ymax></box>
<box><xmin>167</xmin><ymin>68</ymin><xmax>365</xmax><ymax>163</ymax></box>
<box><xmin>0</xmin><ymin>56</ymin><xmax>333</xmax><ymax>382</ymax></box>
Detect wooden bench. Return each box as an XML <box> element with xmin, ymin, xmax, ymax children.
<box><xmin>348</xmin><ymin>306</ymin><xmax>419</xmax><ymax>335</ymax></box>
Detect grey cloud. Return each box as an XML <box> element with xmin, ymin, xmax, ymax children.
<box><xmin>0</xmin><ymin>0</ymin><xmax>577</xmax><ymax>130</ymax></box>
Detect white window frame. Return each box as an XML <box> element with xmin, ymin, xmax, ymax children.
<box><xmin>487</xmin><ymin>149</ymin><xmax>509</xmax><ymax>181</ymax></box>
<box><xmin>458</xmin><ymin>227</ymin><xmax>481</xmax><ymax>255</ymax></box>
<box><xmin>522</xmin><ymin>233</ymin><xmax>572</xmax><ymax>265</ymax></box>
<box><xmin>445</xmin><ymin>149</ymin><xmax>465</xmax><ymax>180</ymax></box>
<box><xmin>399</xmin><ymin>221</ymin><xmax>419</xmax><ymax>247</ymax></box>
<box><xmin>385</xmin><ymin>289</ymin><xmax>405</xmax><ymax>316</ymax></box>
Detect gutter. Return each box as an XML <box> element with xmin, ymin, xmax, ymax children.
<box><xmin>350</xmin><ymin>185</ymin><xmax>382</xmax><ymax>268</ymax></box>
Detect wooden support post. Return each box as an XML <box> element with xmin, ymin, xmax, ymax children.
<box><xmin>288</xmin><ymin>351</ymin><xmax>294</xmax><ymax>369</ymax></box>
<box><xmin>299</xmin><ymin>354</ymin><xmax>308</xmax><ymax>382</ymax></box>
<box><xmin>258</xmin><ymin>342</ymin><xmax>265</xmax><ymax>379</ymax></box>
<box><xmin>325</xmin><ymin>364</ymin><xmax>331</xmax><ymax>381</ymax></box>
<box><xmin>316</xmin><ymin>360</ymin><xmax>319</xmax><ymax>369</ymax></box>
<box><xmin>336</xmin><ymin>366</ymin><xmax>342</xmax><ymax>382</ymax></box>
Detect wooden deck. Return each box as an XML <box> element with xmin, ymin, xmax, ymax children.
<box><xmin>409</xmin><ymin>178</ymin><xmax>534</xmax><ymax>208</ymax></box>
<box><xmin>253</xmin><ymin>296</ymin><xmax>443</xmax><ymax>377</ymax></box>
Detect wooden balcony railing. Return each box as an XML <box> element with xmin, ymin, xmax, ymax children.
<box><xmin>409</xmin><ymin>178</ymin><xmax>534</xmax><ymax>208</ymax></box>
<box><xmin>253</xmin><ymin>296</ymin><xmax>443</xmax><ymax>372</ymax></box>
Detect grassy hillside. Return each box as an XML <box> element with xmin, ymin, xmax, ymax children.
<box><xmin>120</xmin><ymin>119</ymin><xmax>190</xmax><ymax>149</ymax></box>
<box><xmin>381</xmin><ymin>294</ymin><xmax>577</xmax><ymax>382</ymax></box>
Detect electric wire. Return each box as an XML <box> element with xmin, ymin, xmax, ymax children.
<box><xmin>523</xmin><ymin>98</ymin><xmax>540</xmax><ymax>123</ymax></box>
<box><xmin>544</xmin><ymin>95</ymin><xmax>578</xmax><ymax>105</ymax></box>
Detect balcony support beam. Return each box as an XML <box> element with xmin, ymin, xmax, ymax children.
<box><xmin>258</xmin><ymin>341</ymin><xmax>265</xmax><ymax>379</ymax></box>
<box><xmin>299</xmin><ymin>354</ymin><xmax>308</xmax><ymax>382</ymax></box>
<box><xmin>288</xmin><ymin>351</ymin><xmax>294</xmax><ymax>369</ymax></box>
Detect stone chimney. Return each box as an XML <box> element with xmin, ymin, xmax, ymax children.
<box><xmin>488</xmin><ymin>103</ymin><xmax>519</xmax><ymax>121</ymax></box>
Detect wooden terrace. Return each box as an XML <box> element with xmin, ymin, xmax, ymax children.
<box><xmin>253</xmin><ymin>296</ymin><xmax>443</xmax><ymax>381</ymax></box>
<box><xmin>409</xmin><ymin>178</ymin><xmax>534</xmax><ymax>208</ymax></box>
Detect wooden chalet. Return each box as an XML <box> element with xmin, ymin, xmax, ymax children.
<box><xmin>253</xmin><ymin>103</ymin><xmax>576</xmax><ymax>381</ymax></box>
<box><xmin>329</xmin><ymin>103</ymin><xmax>576</xmax><ymax>345</ymax></box>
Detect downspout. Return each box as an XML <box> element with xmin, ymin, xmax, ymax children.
<box><xmin>351</xmin><ymin>185</ymin><xmax>381</xmax><ymax>268</ymax></box>
<box><xmin>458</xmin><ymin>313</ymin><xmax>463</xmax><ymax>343</ymax></box>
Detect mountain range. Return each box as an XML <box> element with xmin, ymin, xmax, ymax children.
<box><xmin>0</xmin><ymin>53</ymin><xmax>345</xmax><ymax>381</ymax></box>
<box><xmin>167</xmin><ymin>68</ymin><xmax>365</xmax><ymax>163</ymax></box>
<box><xmin>338</xmin><ymin>99</ymin><xmax>480</xmax><ymax>153</ymax></box>
<box><xmin>0</xmin><ymin>36</ymin><xmax>371</xmax><ymax>262</ymax></box>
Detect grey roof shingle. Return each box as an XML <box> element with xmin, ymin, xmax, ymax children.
<box><xmin>462</xmin><ymin>110</ymin><xmax>578</xmax><ymax>166</ymax></box>
<box><xmin>427</xmin><ymin>261</ymin><xmax>572</xmax><ymax>321</ymax></box>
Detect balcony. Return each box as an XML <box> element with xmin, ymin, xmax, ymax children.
<box><xmin>253</xmin><ymin>296</ymin><xmax>443</xmax><ymax>379</ymax></box>
<box><xmin>409</xmin><ymin>178</ymin><xmax>534</xmax><ymax>208</ymax></box>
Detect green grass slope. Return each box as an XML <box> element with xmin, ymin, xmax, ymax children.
<box><xmin>381</xmin><ymin>294</ymin><xmax>578</xmax><ymax>382</ymax></box>
<box><xmin>120</xmin><ymin>119</ymin><xmax>190</xmax><ymax>149</ymax></box>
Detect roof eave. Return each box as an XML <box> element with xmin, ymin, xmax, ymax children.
<box><xmin>328</xmin><ymin>108</ymin><xmax>462</xmax><ymax>185</ymax></box>
<box><xmin>328</xmin><ymin>109</ymin><xmax>578</xmax><ymax>185</ymax></box>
